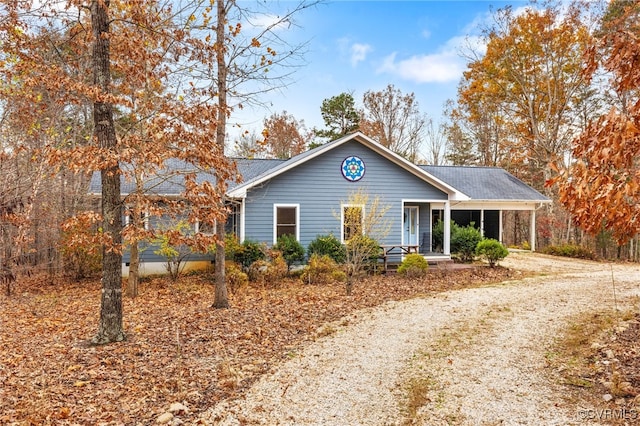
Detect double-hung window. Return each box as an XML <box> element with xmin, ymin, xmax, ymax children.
<box><xmin>274</xmin><ymin>204</ymin><xmax>299</xmax><ymax>243</ymax></box>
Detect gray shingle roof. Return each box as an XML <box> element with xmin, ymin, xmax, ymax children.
<box><xmin>88</xmin><ymin>135</ymin><xmax>548</xmax><ymax>204</ymax></box>
<box><xmin>420</xmin><ymin>165</ymin><xmax>549</xmax><ymax>201</ymax></box>
<box><xmin>88</xmin><ymin>157</ymin><xmax>286</xmax><ymax>196</ymax></box>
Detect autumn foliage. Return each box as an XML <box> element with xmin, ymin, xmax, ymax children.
<box><xmin>552</xmin><ymin>3</ymin><xmax>640</xmax><ymax>245</ymax></box>
<box><xmin>0</xmin><ymin>268</ymin><xmax>512</xmax><ymax>424</ymax></box>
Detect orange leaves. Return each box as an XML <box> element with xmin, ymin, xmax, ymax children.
<box><xmin>556</xmin><ymin>105</ymin><xmax>640</xmax><ymax>244</ymax></box>
<box><xmin>1</xmin><ymin>268</ymin><xmax>512</xmax><ymax>424</ymax></box>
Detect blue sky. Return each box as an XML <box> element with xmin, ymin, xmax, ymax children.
<box><xmin>232</xmin><ymin>0</ymin><xmax>528</xmax><ymax>136</ymax></box>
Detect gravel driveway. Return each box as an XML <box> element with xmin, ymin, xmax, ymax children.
<box><xmin>204</xmin><ymin>252</ymin><xmax>640</xmax><ymax>425</ymax></box>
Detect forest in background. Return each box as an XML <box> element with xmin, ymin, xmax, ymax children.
<box><xmin>0</xmin><ymin>0</ymin><xmax>639</xmax><ymax>297</ymax></box>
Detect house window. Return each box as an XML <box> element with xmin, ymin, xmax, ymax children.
<box><xmin>196</xmin><ymin>219</ymin><xmax>215</xmax><ymax>235</ymax></box>
<box><xmin>124</xmin><ymin>209</ymin><xmax>149</xmax><ymax>230</ymax></box>
<box><xmin>274</xmin><ymin>204</ymin><xmax>299</xmax><ymax>242</ymax></box>
<box><xmin>342</xmin><ymin>204</ymin><xmax>364</xmax><ymax>242</ymax></box>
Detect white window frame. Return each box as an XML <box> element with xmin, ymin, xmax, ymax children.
<box><xmin>341</xmin><ymin>203</ymin><xmax>365</xmax><ymax>243</ymax></box>
<box><xmin>273</xmin><ymin>204</ymin><xmax>300</xmax><ymax>244</ymax></box>
<box><xmin>124</xmin><ymin>209</ymin><xmax>150</xmax><ymax>230</ymax></box>
<box><xmin>195</xmin><ymin>218</ymin><xmax>216</xmax><ymax>235</ymax></box>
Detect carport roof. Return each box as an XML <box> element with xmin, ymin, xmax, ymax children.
<box><xmin>419</xmin><ymin>165</ymin><xmax>549</xmax><ymax>202</ymax></box>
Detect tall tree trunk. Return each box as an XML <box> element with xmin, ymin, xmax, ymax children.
<box><xmin>212</xmin><ymin>0</ymin><xmax>229</xmax><ymax>309</ymax></box>
<box><xmin>127</xmin><ymin>241</ymin><xmax>139</xmax><ymax>298</ymax></box>
<box><xmin>91</xmin><ymin>0</ymin><xmax>125</xmax><ymax>344</ymax></box>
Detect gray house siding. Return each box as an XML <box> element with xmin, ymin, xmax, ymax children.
<box><xmin>243</xmin><ymin>140</ymin><xmax>447</xmax><ymax>250</ymax></box>
<box><xmin>122</xmin><ymin>211</ymin><xmax>214</xmax><ymax>264</ymax></box>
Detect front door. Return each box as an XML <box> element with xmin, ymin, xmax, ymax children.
<box><xmin>403</xmin><ymin>206</ymin><xmax>419</xmax><ymax>246</ymax></box>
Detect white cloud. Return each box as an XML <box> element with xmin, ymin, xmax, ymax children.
<box><xmin>350</xmin><ymin>43</ymin><xmax>372</xmax><ymax>67</ymax></box>
<box><xmin>375</xmin><ymin>8</ymin><xmax>499</xmax><ymax>85</ymax></box>
<box><xmin>377</xmin><ymin>51</ymin><xmax>464</xmax><ymax>84</ymax></box>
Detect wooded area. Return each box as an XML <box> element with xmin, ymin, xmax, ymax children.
<box><xmin>0</xmin><ymin>0</ymin><xmax>639</xmax><ymax>423</ymax></box>
<box><xmin>0</xmin><ymin>0</ymin><xmax>638</xmax><ymax>338</ymax></box>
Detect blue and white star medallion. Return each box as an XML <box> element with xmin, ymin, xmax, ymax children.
<box><xmin>341</xmin><ymin>156</ymin><xmax>365</xmax><ymax>182</ymax></box>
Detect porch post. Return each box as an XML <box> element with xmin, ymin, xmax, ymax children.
<box><xmin>480</xmin><ymin>209</ymin><xmax>485</xmax><ymax>237</ymax></box>
<box><xmin>529</xmin><ymin>208</ymin><xmax>536</xmax><ymax>251</ymax></box>
<box><xmin>499</xmin><ymin>210</ymin><xmax>503</xmax><ymax>244</ymax></box>
<box><xmin>239</xmin><ymin>198</ymin><xmax>246</xmax><ymax>242</ymax></box>
<box><xmin>443</xmin><ymin>202</ymin><xmax>451</xmax><ymax>255</ymax></box>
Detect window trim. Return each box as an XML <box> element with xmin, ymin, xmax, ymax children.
<box><xmin>195</xmin><ymin>218</ymin><xmax>216</xmax><ymax>235</ymax></box>
<box><xmin>341</xmin><ymin>203</ymin><xmax>365</xmax><ymax>243</ymax></box>
<box><xmin>124</xmin><ymin>208</ymin><xmax>150</xmax><ymax>230</ymax></box>
<box><xmin>273</xmin><ymin>204</ymin><xmax>300</xmax><ymax>244</ymax></box>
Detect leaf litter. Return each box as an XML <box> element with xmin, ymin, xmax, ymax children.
<box><xmin>0</xmin><ymin>267</ymin><xmax>514</xmax><ymax>425</ymax></box>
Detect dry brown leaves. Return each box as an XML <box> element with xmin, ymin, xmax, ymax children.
<box><xmin>587</xmin><ymin>313</ymin><xmax>640</xmax><ymax>425</ymax></box>
<box><xmin>0</xmin><ymin>266</ymin><xmax>513</xmax><ymax>425</ymax></box>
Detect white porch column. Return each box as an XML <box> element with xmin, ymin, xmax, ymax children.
<box><xmin>480</xmin><ymin>209</ymin><xmax>485</xmax><ymax>237</ymax></box>
<box><xmin>499</xmin><ymin>210</ymin><xmax>503</xmax><ymax>244</ymax></box>
<box><xmin>239</xmin><ymin>198</ymin><xmax>246</xmax><ymax>242</ymax></box>
<box><xmin>529</xmin><ymin>208</ymin><xmax>536</xmax><ymax>251</ymax></box>
<box><xmin>443</xmin><ymin>202</ymin><xmax>451</xmax><ymax>255</ymax></box>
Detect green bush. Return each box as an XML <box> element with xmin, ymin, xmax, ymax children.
<box><xmin>235</xmin><ymin>239</ymin><xmax>267</xmax><ymax>269</ymax></box>
<box><xmin>397</xmin><ymin>253</ymin><xmax>429</xmax><ymax>277</ymax></box>
<box><xmin>301</xmin><ymin>253</ymin><xmax>344</xmax><ymax>285</ymax></box>
<box><xmin>475</xmin><ymin>239</ymin><xmax>509</xmax><ymax>267</ymax></box>
<box><xmin>432</xmin><ymin>219</ymin><xmax>445</xmax><ymax>252</ymax></box>
<box><xmin>432</xmin><ymin>220</ymin><xmax>483</xmax><ymax>261</ymax></box>
<box><xmin>223</xmin><ymin>233</ymin><xmax>243</xmax><ymax>261</ymax></box>
<box><xmin>541</xmin><ymin>244</ymin><xmax>596</xmax><ymax>260</ymax></box>
<box><xmin>275</xmin><ymin>233</ymin><xmax>305</xmax><ymax>271</ymax></box>
<box><xmin>451</xmin><ymin>222</ymin><xmax>483</xmax><ymax>262</ymax></box>
<box><xmin>307</xmin><ymin>234</ymin><xmax>346</xmax><ymax>263</ymax></box>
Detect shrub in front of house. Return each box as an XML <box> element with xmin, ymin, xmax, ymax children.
<box><xmin>432</xmin><ymin>219</ymin><xmax>445</xmax><ymax>252</ymax></box>
<box><xmin>475</xmin><ymin>239</ymin><xmax>509</xmax><ymax>267</ymax></box>
<box><xmin>345</xmin><ymin>234</ymin><xmax>382</xmax><ymax>275</ymax></box>
<box><xmin>235</xmin><ymin>239</ymin><xmax>267</xmax><ymax>270</ymax></box>
<box><xmin>451</xmin><ymin>222</ymin><xmax>483</xmax><ymax>262</ymax></box>
<box><xmin>397</xmin><ymin>253</ymin><xmax>429</xmax><ymax>278</ymax></box>
<box><xmin>301</xmin><ymin>253</ymin><xmax>345</xmax><ymax>285</ymax></box>
<box><xmin>225</xmin><ymin>261</ymin><xmax>248</xmax><ymax>293</ymax></box>
<box><xmin>307</xmin><ymin>234</ymin><xmax>347</xmax><ymax>264</ymax></box>
<box><xmin>153</xmin><ymin>221</ymin><xmax>192</xmax><ymax>281</ymax></box>
<box><xmin>248</xmin><ymin>249</ymin><xmax>288</xmax><ymax>285</ymax></box>
<box><xmin>223</xmin><ymin>233</ymin><xmax>243</xmax><ymax>261</ymax></box>
<box><xmin>275</xmin><ymin>233</ymin><xmax>305</xmax><ymax>272</ymax></box>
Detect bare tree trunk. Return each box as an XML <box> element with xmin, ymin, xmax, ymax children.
<box><xmin>212</xmin><ymin>0</ymin><xmax>230</xmax><ymax>309</ymax></box>
<box><xmin>127</xmin><ymin>241</ymin><xmax>139</xmax><ymax>298</ymax></box>
<box><xmin>91</xmin><ymin>0</ymin><xmax>125</xmax><ymax>344</ymax></box>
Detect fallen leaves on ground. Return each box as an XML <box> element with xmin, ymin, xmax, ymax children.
<box><xmin>588</xmin><ymin>313</ymin><xmax>640</xmax><ymax>424</ymax></box>
<box><xmin>0</xmin><ymin>266</ymin><xmax>514</xmax><ymax>425</ymax></box>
